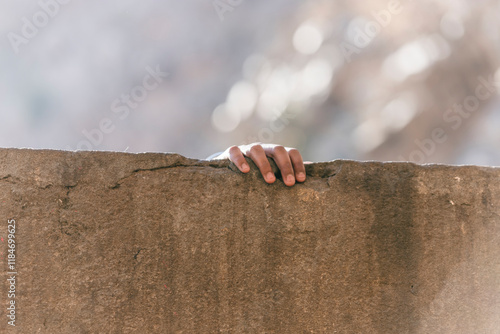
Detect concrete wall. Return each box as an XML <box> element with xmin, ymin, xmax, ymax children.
<box><xmin>0</xmin><ymin>148</ymin><xmax>499</xmax><ymax>333</ymax></box>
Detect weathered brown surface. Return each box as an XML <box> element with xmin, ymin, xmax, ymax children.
<box><xmin>0</xmin><ymin>148</ymin><xmax>499</xmax><ymax>333</ymax></box>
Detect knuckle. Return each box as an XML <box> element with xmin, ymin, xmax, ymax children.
<box><xmin>274</xmin><ymin>145</ymin><xmax>286</xmax><ymax>153</ymax></box>
<box><xmin>249</xmin><ymin>144</ymin><xmax>264</xmax><ymax>155</ymax></box>
<box><xmin>228</xmin><ymin>145</ymin><xmax>240</xmax><ymax>154</ymax></box>
<box><xmin>288</xmin><ymin>148</ymin><xmax>302</xmax><ymax>159</ymax></box>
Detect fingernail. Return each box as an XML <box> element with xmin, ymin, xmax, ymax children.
<box><xmin>287</xmin><ymin>175</ymin><xmax>295</xmax><ymax>184</ymax></box>
<box><xmin>242</xmin><ymin>163</ymin><xmax>249</xmax><ymax>171</ymax></box>
<box><xmin>298</xmin><ymin>172</ymin><xmax>305</xmax><ymax>180</ymax></box>
<box><xmin>266</xmin><ymin>172</ymin><xmax>275</xmax><ymax>181</ymax></box>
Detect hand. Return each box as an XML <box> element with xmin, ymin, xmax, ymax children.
<box><xmin>215</xmin><ymin>143</ymin><xmax>306</xmax><ymax>186</ymax></box>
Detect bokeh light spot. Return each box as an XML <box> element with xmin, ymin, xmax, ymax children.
<box><xmin>293</xmin><ymin>22</ymin><xmax>323</xmax><ymax>55</ymax></box>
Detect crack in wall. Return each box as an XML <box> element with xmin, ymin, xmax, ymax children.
<box><xmin>0</xmin><ymin>174</ymin><xmax>21</xmax><ymax>184</ymax></box>
<box><xmin>0</xmin><ymin>157</ymin><xmax>351</xmax><ymax>193</ymax></box>
<box><xmin>109</xmin><ymin>164</ymin><xmax>227</xmax><ymax>189</ymax></box>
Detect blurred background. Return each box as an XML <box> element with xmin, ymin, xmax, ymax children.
<box><xmin>0</xmin><ymin>0</ymin><xmax>499</xmax><ymax>165</ymax></box>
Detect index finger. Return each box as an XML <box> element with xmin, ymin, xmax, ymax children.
<box><xmin>228</xmin><ymin>146</ymin><xmax>250</xmax><ymax>173</ymax></box>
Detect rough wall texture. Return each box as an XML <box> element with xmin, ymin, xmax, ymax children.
<box><xmin>0</xmin><ymin>148</ymin><xmax>499</xmax><ymax>333</ymax></box>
